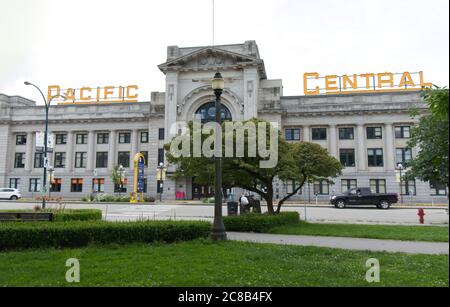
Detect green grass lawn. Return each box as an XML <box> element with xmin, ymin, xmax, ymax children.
<box><xmin>0</xmin><ymin>240</ymin><xmax>448</xmax><ymax>287</ymax></box>
<box><xmin>269</xmin><ymin>222</ymin><xmax>449</xmax><ymax>242</ymax></box>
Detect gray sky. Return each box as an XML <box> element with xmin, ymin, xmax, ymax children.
<box><xmin>1</xmin><ymin>0</ymin><xmax>449</xmax><ymax>104</ymax></box>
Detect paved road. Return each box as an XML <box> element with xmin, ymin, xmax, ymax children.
<box><xmin>227</xmin><ymin>232</ymin><xmax>450</xmax><ymax>255</ymax></box>
<box><xmin>0</xmin><ymin>202</ymin><xmax>449</xmax><ymax>225</ymax></box>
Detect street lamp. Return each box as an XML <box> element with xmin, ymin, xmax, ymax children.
<box><xmin>24</xmin><ymin>82</ymin><xmax>61</xmax><ymax>209</ymax></box>
<box><xmin>397</xmin><ymin>163</ymin><xmax>405</xmax><ymax>204</ymax></box>
<box><xmin>211</xmin><ymin>71</ymin><xmax>227</xmax><ymax>241</ymax></box>
<box><xmin>157</xmin><ymin>162</ymin><xmax>167</xmax><ymax>202</ymax></box>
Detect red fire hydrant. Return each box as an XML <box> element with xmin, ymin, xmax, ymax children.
<box><xmin>418</xmin><ymin>208</ymin><xmax>426</xmax><ymax>224</ymax></box>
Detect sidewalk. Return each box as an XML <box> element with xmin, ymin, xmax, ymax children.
<box><xmin>227</xmin><ymin>232</ymin><xmax>450</xmax><ymax>255</ymax></box>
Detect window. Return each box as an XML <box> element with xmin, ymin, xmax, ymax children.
<box><xmin>29</xmin><ymin>179</ymin><xmax>41</xmax><ymax>192</ymax></box>
<box><xmin>286</xmin><ymin>180</ymin><xmax>303</xmax><ymax>195</ymax></box>
<box><xmin>143</xmin><ymin>179</ymin><xmax>148</xmax><ymax>194</ymax></box>
<box><xmin>312</xmin><ymin>128</ymin><xmax>327</xmax><ymax>140</ymax></box>
<box><xmin>368</xmin><ymin>149</ymin><xmax>384</xmax><ymax>167</ymax></box>
<box><xmin>50</xmin><ymin>179</ymin><xmax>62</xmax><ymax>193</ymax></box>
<box><xmin>140</xmin><ymin>151</ymin><xmax>149</xmax><ymax>167</ymax></box>
<box><xmin>56</xmin><ymin>134</ymin><xmax>67</xmax><ymax>145</ymax></box>
<box><xmin>75</xmin><ymin>152</ymin><xmax>87</xmax><ymax>168</ymax></box>
<box><xmin>97</xmin><ymin>133</ymin><xmax>109</xmax><ymax>144</ymax></box>
<box><xmin>401</xmin><ymin>180</ymin><xmax>416</xmax><ymax>196</ymax></box>
<box><xmin>16</xmin><ymin>135</ymin><xmax>27</xmax><ymax>145</ymax></box>
<box><xmin>76</xmin><ymin>133</ymin><xmax>88</xmax><ymax>145</ymax></box>
<box><xmin>367</xmin><ymin>127</ymin><xmax>383</xmax><ymax>140</ymax></box>
<box><xmin>92</xmin><ymin>178</ymin><xmax>105</xmax><ymax>193</ymax></box>
<box><xmin>54</xmin><ymin>152</ymin><xmax>66</xmax><ymax>168</ymax></box>
<box><xmin>285</xmin><ymin>129</ymin><xmax>301</xmax><ymax>141</ymax></box>
<box><xmin>9</xmin><ymin>178</ymin><xmax>20</xmax><ymax>189</ymax></box>
<box><xmin>96</xmin><ymin>152</ymin><xmax>109</xmax><ymax>168</ymax></box>
<box><xmin>71</xmin><ymin>179</ymin><xmax>83</xmax><ymax>193</ymax></box>
<box><xmin>119</xmin><ymin>133</ymin><xmax>131</xmax><ymax>144</ymax></box>
<box><xmin>342</xmin><ymin>179</ymin><xmax>357</xmax><ymax>192</ymax></box>
<box><xmin>34</xmin><ymin>152</ymin><xmax>44</xmax><ymax>168</ymax></box>
<box><xmin>114</xmin><ymin>178</ymin><xmax>128</xmax><ymax>193</ymax></box>
<box><xmin>340</xmin><ymin>149</ymin><xmax>356</xmax><ymax>167</ymax></box>
<box><xmin>158</xmin><ymin>149</ymin><xmax>165</xmax><ymax>165</ymax></box>
<box><xmin>395</xmin><ymin>126</ymin><xmax>411</xmax><ymax>139</ymax></box>
<box><xmin>159</xmin><ymin>128</ymin><xmax>165</xmax><ymax>140</ymax></box>
<box><xmin>141</xmin><ymin>132</ymin><xmax>149</xmax><ymax>143</ymax></box>
<box><xmin>396</xmin><ymin>148</ymin><xmax>412</xmax><ymax>166</ymax></box>
<box><xmin>14</xmin><ymin>153</ymin><xmax>25</xmax><ymax>168</ymax></box>
<box><xmin>118</xmin><ymin>152</ymin><xmax>130</xmax><ymax>168</ymax></box>
<box><xmin>314</xmin><ymin>180</ymin><xmax>329</xmax><ymax>195</ymax></box>
<box><xmin>430</xmin><ymin>183</ymin><xmax>448</xmax><ymax>196</ymax></box>
<box><xmin>370</xmin><ymin>179</ymin><xmax>386</xmax><ymax>194</ymax></box>
<box><xmin>339</xmin><ymin>128</ymin><xmax>354</xmax><ymax>140</ymax></box>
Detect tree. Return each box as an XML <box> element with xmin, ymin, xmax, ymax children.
<box><xmin>165</xmin><ymin>119</ymin><xmax>342</xmax><ymax>214</ymax></box>
<box><xmin>111</xmin><ymin>165</ymin><xmax>122</xmax><ymax>196</ymax></box>
<box><xmin>407</xmin><ymin>88</ymin><xmax>449</xmax><ymax>194</ymax></box>
<box><xmin>275</xmin><ymin>142</ymin><xmax>342</xmax><ymax>213</ymax></box>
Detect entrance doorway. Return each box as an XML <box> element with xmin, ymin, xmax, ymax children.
<box><xmin>192</xmin><ymin>183</ymin><xmax>214</xmax><ymax>200</ymax></box>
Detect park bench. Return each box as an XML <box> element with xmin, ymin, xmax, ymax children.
<box><xmin>0</xmin><ymin>212</ymin><xmax>53</xmax><ymax>222</ymax></box>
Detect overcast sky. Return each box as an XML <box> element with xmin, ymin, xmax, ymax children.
<box><xmin>0</xmin><ymin>0</ymin><xmax>448</xmax><ymax>104</ymax></box>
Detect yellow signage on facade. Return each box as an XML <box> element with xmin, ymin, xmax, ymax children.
<box><xmin>48</xmin><ymin>85</ymin><xmax>139</xmax><ymax>105</ymax></box>
<box><xmin>303</xmin><ymin>71</ymin><xmax>432</xmax><ymax>96</ymax></box>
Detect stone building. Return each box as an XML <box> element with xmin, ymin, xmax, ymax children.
<box><xmin>0</xmin><ymin>41</ymin><xmax>447</xmax><ymax>203</ymax></box>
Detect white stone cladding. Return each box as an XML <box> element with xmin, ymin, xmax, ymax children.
<box><xmin>0</xmin><ymin>41</ymin><xmax>447</xmax><ymax>203</ymax></box>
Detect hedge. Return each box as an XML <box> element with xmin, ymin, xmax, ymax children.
<box><xmin>0</xmin><ymin>210</ymin><xmax>102</xmax><ymax>222</ymax></box>
<box><xmin>223</xmin><ymin>212</ymin><xmax>300</xmax><ymax>233</ymax></box>
<box><xmin>0</xmin><ymin>220</ymin><xmax>211</xmax><ymax>250</ymax></box>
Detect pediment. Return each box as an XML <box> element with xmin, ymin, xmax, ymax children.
<box><xmin>158</xmin><ymin>47</ymin><xmax>266</xmax><ymax>78</ymax></box>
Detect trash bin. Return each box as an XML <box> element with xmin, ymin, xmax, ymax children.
<box><xmin>227</xmin><ymin>202</ymin><xmax>238</xmax><ymax>216</ymax></box>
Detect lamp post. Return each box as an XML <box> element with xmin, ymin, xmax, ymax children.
<box><xmin>397</xmin><ymin>163</ymin><xmax>404</xmax><ymax>204</ymax></box>
<box><xmin>211</xmin><ymin>71</ymin><xmax>227</xmax><ymax>241</ymax></box>
<box><xmin>157</xmin><ymin>162</ymin><xmax>167</xmax><ymax>202</ymax></box>
<box><xmin>24</xmin><ymin>82</ymin><xmax>60</xmax><ymax>209</ymax></box>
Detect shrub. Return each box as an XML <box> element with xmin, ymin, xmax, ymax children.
<box><xmin>223</xmin><ymin>212</ymin><xmax>300</xmax><ymax>233</ymax></box>
<box><xmin>202</xmin><ymin>197</ymin><xmax>215</xmax><ymax>204</ymax></box>
<box><xmin>51</xmin><ymin>210</ymin><xmax>103</xmax><ymax>222</ymax></box>
<box><xmin>0</xmin><ymin>220</ymin><xmax>211</xmax><ymax>250</ymax></box>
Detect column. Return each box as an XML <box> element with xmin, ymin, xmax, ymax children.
<box><xmin>356</xmin><ymin>124</ymin><xmax>367</xmax><ymax>171</ymax></box>
<box><xmin>108</xmin><ymin>130</ymin><xmax>117</xmax><ymax>171</ymax></box>
<box><xmin>131</xmin><ymin>129</ymin><xmax>139</xmax><ymax>158</ymax></box>
<box><xmin>87</xmin><ymin>131</ymin><xmax>95</xmax><ymax>171</ymax></box>
<box><xmin>65</xmin><ymin>131</ymin><xmax>74</xmax><ymax>172</ymax></box>
<box><xmin>303</xmin><ymin>126</ymin><xmax>310</xmax><ymax>142</ymax></box>
<box><xmin>384</xmin><ymin>123</ymin><xmax>395</xmax><ymax>171</ymax></box>
<box><xmin>329</xmin><ymin>125</ymin><xmax>338</xmax><ymax>158</ymax></box>
<box><xmin>25</xmin><ymin>132</ymin><xmax>34</xmax><ymax>171</ymax></box>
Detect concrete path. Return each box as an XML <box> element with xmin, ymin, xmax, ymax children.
<box><xmin>227</xmin><ymin>232</ymin><xmax>450</xmax><ymax>255</ymax></box>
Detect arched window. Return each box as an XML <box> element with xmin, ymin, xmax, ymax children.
<box><xmin>195</xmin><ymin>102</ymin><xmax>232</xmax><ymax>124</ymax></box>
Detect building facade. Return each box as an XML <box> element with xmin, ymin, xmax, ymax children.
<box><xmin>0</xmin><ymin>41</ymin><xmax>448</xmax><ymax>203</ymax></box>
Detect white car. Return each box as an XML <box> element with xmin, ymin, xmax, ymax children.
<box><xmin>0</xmin><ymin>188</ymin><xmax>22</xmax><ymax>200</ymax></box>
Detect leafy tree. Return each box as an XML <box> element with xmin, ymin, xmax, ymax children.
<box><xmin>275</xmin><ymin>142</ymin><xmax>342</xmax><ymax>213</ymax></box>
<box><xmin>165</xmin><ymin>119</ymin><xmax>342</xmax><ymax>214</ymax></box>
<box><xmin>407</xmin><ymin>88</ymin><xmax>449</xmax><ymax>194</ymax></box>
<box><xmin>111</xmin><ymin>166</ymin><xmax>122</xmax><ymax>196</ymax></box>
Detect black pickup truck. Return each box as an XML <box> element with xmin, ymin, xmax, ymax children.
<box><xmin>330</xmin><ymin>188</ymin><xmax>399</xmax><ymax>209</ymax></box>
